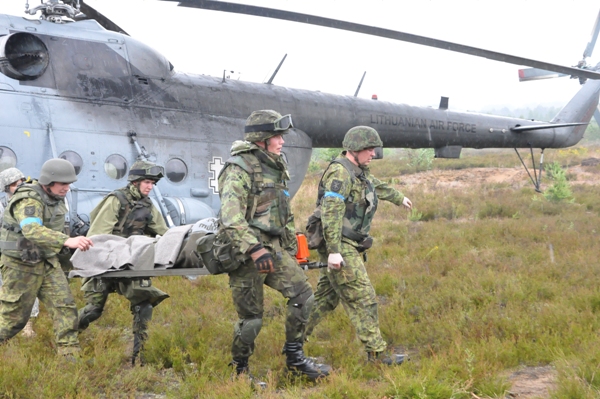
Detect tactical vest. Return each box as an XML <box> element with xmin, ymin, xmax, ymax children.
<box><xmin>220</xmin><ymin>150</ymin><xmax>291</xmax><ymax>237</ymax></box>
<box><xmin>97</xmin><ymin>186</ymin><xmax>153</xmax><ymax>238</ymax></box>
<box><xmin>0</xmin><ymin>183</ymin><xmax>67</xmax><ymax>263</ymax></box>
<box><xmin>317</xmin><ymin>157</ymin><xmax>378</xmax><ymax>243</ymax></box>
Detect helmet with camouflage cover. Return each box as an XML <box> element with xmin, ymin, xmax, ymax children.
<box><xmin>244</xmin><ymin>110</ymin><xmax>293</xmax><ymax>142</ymax></box>
<box><xmin>38</xmin><ymin>159</ymin><xmax>77</xmax><ymax>185</ymax></box>
<box><xmin>128</xmin><ymin>160</ymin><xmax>164</xmax><ymax>182</ymax></box>
<box><xmin>0</xmin><ymin>167</ymin><xmax>25</xmax><ymax>192</ymax></box>
<box><xmin>342</xmin><ymin>126</ymin><xmax>383</xmax><ymax>151</ymax></box>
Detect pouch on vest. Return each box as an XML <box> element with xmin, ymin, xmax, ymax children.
<box><xmin>305</xmin><ymin>206</ymin><xmax>324</xmax><ymax>250</ymax></box>
<box><xmin>18</xmin><ymin>237</ymin><xmax>42</xmax><ymax>264</ymax></box>
<box><xmin>196</xmin><ymin>229</ymin><xmax>243</xmax><ymax>275</ymax></box>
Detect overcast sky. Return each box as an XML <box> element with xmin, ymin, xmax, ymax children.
<box><xmin>2</xmin><ymin>1</ymin><xmax>600</xmax><ymax>113</ymax></box>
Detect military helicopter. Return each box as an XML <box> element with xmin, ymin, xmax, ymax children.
<box><xmin>1</xmin><ymin>0</ymin><xmax>600</xmax><ymax>234</ymax></box>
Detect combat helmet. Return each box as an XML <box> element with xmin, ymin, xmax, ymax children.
<box><xmin>38</xmin><ymin>159</ymin><xmax>77</xmax><ymax>185</ymax></box>
<box><xmin>128</xmin><ymin>160</ymin><xmax>164</xmax><ymax>182</ymax></box>
<box><xmin>0</xmin><ymin>167</ymin><xmax>25</xmax><ymax>192</ymax></box>
<box><xmin>244</xmin><ymin>110</ymin><xmax>294</xmax><ymax>142</ymax></box>
<box><xmin>342</xmin><ymin>126</ymin><xmax>383</xmax><ymax>151</ymax></box>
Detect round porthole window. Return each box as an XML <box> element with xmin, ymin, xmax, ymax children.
<box><xmin>59</xmin><ymin>151</ymin><xmax>83</xmax><ymax>175</ymax></box>
<box><xmin>165</xmin><ymin>158</ymin><xmax>187</xmax><ymax>183</ymax></box>
<box><xmin>104</xmin><ymin>154</ymin><xmax>128</xmax><ymax>180</ymax></box>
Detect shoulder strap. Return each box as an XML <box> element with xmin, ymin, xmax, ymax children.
<box><xmin>316</xmin><ymin>158</ymin><xmax>356</xmax><ymax>204</ymax></box>
<box><xmin>111</xmin><ymin>190</ymin><xmax>131</xmax><ymax>234</ymax></box>
<box><xmin>225</xmin><ymin>152</ymin><xmax>263</xmax><ymax>222</ymax></box>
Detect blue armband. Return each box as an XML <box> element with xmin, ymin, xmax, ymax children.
<box><xmin>20</xmin><ymin>217</ymin><xmax>43</xmax><ymax>228</ymax></box>
<box><xmin>283</xmin><ymin>190</ymin><xmax>290</xmax><ymax>197</ymax></box>
<box><xmin>323</xmin><ymin>191</ymin><xmax>345</xmax><ymax>201</ymax></box>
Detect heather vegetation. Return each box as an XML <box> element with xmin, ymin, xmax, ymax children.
<box><xmin>3</xmin><ymin>134</ymin><xmax>600</xmax><ymax>398</ymax></box>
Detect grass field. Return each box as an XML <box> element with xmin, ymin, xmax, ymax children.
<box><xmin>2</xmin><ymin>145</ymin><xmax>600</xmax><ymax>398</ymax></box>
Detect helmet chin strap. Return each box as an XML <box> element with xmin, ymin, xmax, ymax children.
<box><xmin>348</xmin><ymin>150</ymin><xmax>363</xmax><ymax>167</ymax></box>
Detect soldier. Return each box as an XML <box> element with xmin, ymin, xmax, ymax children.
<box><xmin>77</xmin><ymin>160</ymin><xmax>169</xmax><ymax>366</ymax></box>
<box><xmin>218</xmin><ymin>110</ymin><xmax>330</xmax><ymax>385</ymax></box>
<box><xmin>305</xmin><ymin>126</ymin><xmax>412</xmax><ymax>365</ymax></box>
<box><xmin>0</xmin><ymin>159</ymin><xmax>93</xmax><ymax>356</ymax></box>
<box><xmin>0</xmin><ymin>168</ymin><xmax>39</xmax><ymax>338</ymax></box>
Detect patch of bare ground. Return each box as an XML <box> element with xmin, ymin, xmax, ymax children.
<box><xmin>504</xmin><ymin>366</ymin><xmax>557</xmax><ymax>399</ymax></box>
<box><xmin>400</xmin><ymin>163</ymin><xmax>600</xmax><ymax>189</ymax></box>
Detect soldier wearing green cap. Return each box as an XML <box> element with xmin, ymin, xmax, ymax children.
<box><xmin>305</xmin><ymin>126</ymin><xmax>413</xmax><ymax>365</ymax></box>
<box><xmin>218</xmin><ymin>110</ymin><xmax>330</xmax><ymax>385</ymax></box>
<box><xmin>77</xmin><ymin>160</ymin><xmax>169</xmax><ymax>365</ymax></box>
<box><xmin>0</xmin><ymin>159</ymin><xmax>93</xmax><ymax>357</ymax></box>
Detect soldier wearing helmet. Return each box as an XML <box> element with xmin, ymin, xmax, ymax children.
<box><xmin>77</xmin><ymin>159</ymin><xmax>169</xmax><ymax>366</ymax></box>
<box><xmin>305</xmin><ymin>126</ymin><xmax>412</xmax><ymax>365</ymax></box>
<box><xmin>0</xmin><ymin>159</ymin><xmax>93</xmax><ymax>357</ymax></box>
<box><xmin>0</xmin><ymin>167</ymin><xmax>39</xmax><ymax>338</ymax></box>
<box><xmin>218</xmin><ymin>110</ymin><xmax>330</xmax><ymax>385</ymax></box>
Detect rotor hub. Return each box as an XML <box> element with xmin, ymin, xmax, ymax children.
<box><xmin>25</xmin><ymin>0</ymin><xmax>81</xmax><ymax>22</ymax></box>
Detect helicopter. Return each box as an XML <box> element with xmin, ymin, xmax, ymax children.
<box><xmin>1</xmin><ymin>0</ymin><xmax>600</xmax><ymax>233</ymax></box>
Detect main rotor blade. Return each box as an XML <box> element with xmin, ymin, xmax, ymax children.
<box><xmin>518</xmin><ymin>68</ymin><xmax>567</xmax><ymax>82</ymax></box>
<box><xmin>78</xmin><ymin>0</ymin><xmax>129</xmax><ymax>35</ymax></box>
<box><xmin>164</xmin><ymin>0</ymin><xmax>600</xmax><ymax>81</ymax></box>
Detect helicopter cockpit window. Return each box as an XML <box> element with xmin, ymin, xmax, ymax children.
<box><xmin>125</xmin><ymin>37</ymin><xmax>173</xmax><ymax>80</ymax></box>
<box><xmin>165</xmin><ymin>158</ymin><xmax>187</xmax><ymax>183</ymax></box>
<box><xmin>104</xmin><ymin>154</ymin><xmax>128</xmax><ymax>180</ymax></box>
<box><xmin>0</xmin><ymin>147</ymin><xmax>17</xmax><ymax>171</ymax></box>
<box><xmin>59</xmin><ymin>151</ymin><xmax>83</xmax><ymax>175</ymax></box>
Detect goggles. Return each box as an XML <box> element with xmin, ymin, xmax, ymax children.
<box><xmin>244</xmin><ymin>114</ymin><xmax>294</xmax><ymax>133</ymax></box>
<box><xmin>129</xmin><ymin>165</ymin><xmax>164</xmax><ymax>177</ymax></box>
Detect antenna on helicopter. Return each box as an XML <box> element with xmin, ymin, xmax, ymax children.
<box><xmin>266</xmin><ymin>54</ymin><xmax>287</xmax><ymax>85</ymax></box>
<box><xmin>354</xmin><ymin>71</ymin><xmax>366</xmax><ymax>97</ymax></box>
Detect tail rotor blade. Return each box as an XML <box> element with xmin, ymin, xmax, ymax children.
<box><xmin>583</xmin><ymin>9</ymin><xmax>600</xmax><ymax>59</ymax></box>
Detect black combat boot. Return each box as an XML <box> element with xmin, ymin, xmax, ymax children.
<box><xmin>283</xmin><ymin>341</ymin><xmax>331</xmax><ymax>381</ymax></box>
<box><xmin>230</xmin><ymin>358</ymin><xmax>267</xmax><ymax>389</ymax></box>
<box><xmin>367</xmin><ymin>351</ymin><xmax>407</xmax><ymax>366</ymax></box>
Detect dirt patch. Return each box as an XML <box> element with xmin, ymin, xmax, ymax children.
<box><xmin>400</xmin><ymin>165</ymin><xmax>600</xmax><ymax>190</ymax></box>
<box><xmin>505</xmin><ymin>366</ymin><xmax>557</xmax><ymax>398</ymax></box>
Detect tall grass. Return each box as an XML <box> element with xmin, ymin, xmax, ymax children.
<box><xmin>2</xmin><ymin>145</ymin><xmax>600</xmax><ymax>398</ymax></box>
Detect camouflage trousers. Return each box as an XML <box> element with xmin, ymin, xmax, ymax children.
<box><xmin>0</xmin><ymin>262</ymin><xmax>80</xmax><ymax>354</ymax></box>
<box><xmin>79</xmin><ymin>277</ymin><xmax>169</xmax><ymax>332</ymax></box>
<box><xmin>229</xmin><ymin>248</ymin><xmax>312</xmax><ymax>359</ymax></box>
<box><xmin>305</xmin><ymin>242</ymin><xmax>387</xmax><ymax>353</ymax></box>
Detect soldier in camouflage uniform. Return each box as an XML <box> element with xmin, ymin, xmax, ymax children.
<box><xmin>0</xmin><ymin>159</ymin><xmax>93</xmax><ymax>356</ymax></box>
<box><xmin>219</xmin><ymin>110</ymin><xmax>330</xmax><ymax>384</ymax></box>
<box><xmin>77</xmin><ymin>160</ymin><xmax>169</xmax><ymax>365</ymax></box>
<box><xmin>305</xmin><ymin>126</ymin><xmax>412</xmax><ymax>365</ymax></box>
<box><xmin>0</xmin><ymin>168</ymin><xmax>39</xmax><ymax>338</ymax></box>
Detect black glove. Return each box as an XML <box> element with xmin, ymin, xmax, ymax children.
<box><xmin>248</xmin><ymin>244</ymin><xmax>275</xmax><ymax>273</ymax></box>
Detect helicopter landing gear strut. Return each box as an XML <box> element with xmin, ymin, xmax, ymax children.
<box><xmin>514</xmin><ymin>146</ymin><xmax>545</xmax><ymax>193</ymax></box>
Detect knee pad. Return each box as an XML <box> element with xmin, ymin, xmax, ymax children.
<box><xmin>288</xmin><ymin>290</ymin><xmax>314</xmax><ymax>324</ymax></box>
<box><xmin>235</xmin><ymin>317</ymin><xmax>263</xmax><ymax>345</ymax></box>
<box><xmin>78</xmin><ymin>305</ymin><xmax>103</xmax><ymax>331</ymax></box>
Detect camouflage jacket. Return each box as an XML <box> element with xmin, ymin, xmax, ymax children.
<box><xmin>218</xmin><ymin>140</ymin><xmax>297</xmax><ymax>255</ymax></box>
<box><xmin>320</xmin><ymin>155</ymin><xmax>404</xmax><ymax>254</ymax></box>
<box><xmin>0</xmin><ymin>182</ymin><xmax>69</xmax><ymax>273</ymax></box>
<box><xmin>87</xmin><ymin>184</ymin><xmax>168</xmax><ymax>238</ymax></box>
